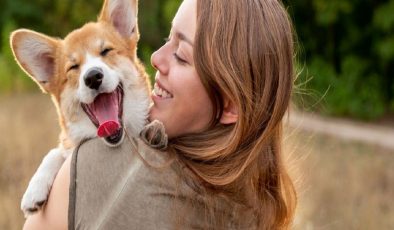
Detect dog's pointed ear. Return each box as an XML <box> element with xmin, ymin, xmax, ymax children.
<box><xmin>99</xmin><ymin>0</ymin><xmax>138</xmax><ymax>38</ymax></box>
<box><xmin>10</xmin><ymin>29</ymin><xmax>58</xmax><ymax>93</ymax></box>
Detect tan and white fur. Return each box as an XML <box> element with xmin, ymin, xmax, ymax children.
<box><xmin>10</xmin><ymin>0</ymin><xmax>150</xmax><ymax>216</ymax></box>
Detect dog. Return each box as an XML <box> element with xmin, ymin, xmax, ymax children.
<box><xmin>10</xmin><ymin>0</ymin><xmax>151</xmax><ymax>216</ymax></box>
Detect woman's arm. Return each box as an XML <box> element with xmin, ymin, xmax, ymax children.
<box><xmin>23</xmin><ymin>155</ymin><xmax>71</xmax><ymax>230</ymax></box>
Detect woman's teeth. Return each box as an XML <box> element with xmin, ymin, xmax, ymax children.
<box><xmin>153</xmin><ymin>83</ymin><xmax>173</xmax><ymax>99</ymax></box>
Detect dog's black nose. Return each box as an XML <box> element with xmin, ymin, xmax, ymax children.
<box><xmin>84</xmin><ymin>68</ymin><xmax>103</xmax><ymax>90</ymax></box>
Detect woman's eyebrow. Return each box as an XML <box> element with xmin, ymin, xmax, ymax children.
<box><xmin>175</xmin><ymin>31</ymin><xmax>194</xmax><ymax>47</ymax></box>
<box><xmin>170</xmin><ymin>21</ymin><xmax>194</xmax><ymax>46</ymax></box>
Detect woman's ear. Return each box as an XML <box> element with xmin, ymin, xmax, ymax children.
<box><xmin>220</xmin><ymin>98</ymin><xmax>238</xmax><ymax>124</ymax></box>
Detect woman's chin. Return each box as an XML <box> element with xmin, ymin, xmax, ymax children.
<box><xmin>148</xmin><ymin>106</ymin><xmax>160</xmax><ymax>121</ymax></box>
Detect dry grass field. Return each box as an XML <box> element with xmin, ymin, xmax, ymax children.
<box><xmin>0</xmin><ymin>93</ymin><xmax>393</xmax><ymax>229</ymax></box>
<box><xmin>0</xmin><ymin>93</ymin><xmax>59</xmax><ymax>229</ymax></box>
<box><xmin>287</xmin><ymin>130</ymin><xmax>394</xmax><ymax>230</ymax></box>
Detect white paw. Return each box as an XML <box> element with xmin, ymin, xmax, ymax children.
<box><xmin>21</xmin><ymin>174</ymin><xmax>52</xmax><ymax>217</ymax></box>
<box><xmin>20</xmin><ymin>148</ymin><xmax>67</xmax><ymax>217</ymax></box>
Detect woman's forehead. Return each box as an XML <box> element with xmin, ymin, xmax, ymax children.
<box><xmin>172</xmin><ymin>0</ymin><xmax>196</xmax><ymax>43</ymax></box>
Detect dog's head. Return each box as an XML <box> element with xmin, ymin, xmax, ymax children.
<box><xmin>10</xmin><ymin>0</ymin><xmax>151</xmax><ymax>147</ymax></box>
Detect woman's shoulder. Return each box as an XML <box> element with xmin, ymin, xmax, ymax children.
<box><xmin>69</xmin><ymin>137</ymin><xmax>199</xmax><ymax>229</ymax></box>
<box><xmin>70</xmin><ymin>138</ymin><xmax>256</xmax><ymax>229</ymax></box>
<box><xmin>73</xmin><ymin>137</ymin><xmax>194</xmax><ymax>194</ymax></box>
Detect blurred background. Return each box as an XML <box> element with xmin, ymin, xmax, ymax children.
<box><xmin>0</xmin><ymin>0</ymin><xmax>393</xmax><ymax>229</ymax></box>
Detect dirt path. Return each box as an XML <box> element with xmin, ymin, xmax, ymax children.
<box><xmin>288</xmin><ymin>110</ymin><xmax>394</xmax><ymax>150</ymax></box>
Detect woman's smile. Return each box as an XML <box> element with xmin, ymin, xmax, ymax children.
<box><xmin>152</xmin><ymin>81</ymin><xmax>173</xmax><ymax>99</ymax></box>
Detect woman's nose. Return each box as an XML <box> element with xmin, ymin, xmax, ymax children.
<box><xmin>151</xmin><ymin>46</ymin><xmax>169</xmax><ymax>75</ymax></box>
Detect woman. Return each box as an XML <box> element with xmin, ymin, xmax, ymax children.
<box><xmin>24</xmin><ymin>0</ymin><xmax>296</xmax><ymax>229</ymax></box>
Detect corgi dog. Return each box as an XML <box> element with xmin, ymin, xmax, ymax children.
<box><xmin>10</xmin><ymin>0</ymin><xmax>151</xmax><ymax>216</ymax></box>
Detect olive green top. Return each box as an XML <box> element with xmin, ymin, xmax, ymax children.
<box><xmin>68</xmin><ymin>137</ymin><xmax>256</xmax><ymax>230</ymax></box>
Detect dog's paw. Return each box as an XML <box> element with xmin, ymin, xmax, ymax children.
<box><xmin>20</xmin><ymin>148</ymin><xmax>66</xmax><ymax>217</ymax></box>
<box><xmin>140</xmin><ymin>120</ymin><xmax>168</xmax><ymax>150</ymax></box>
<box><xmin>21</xmin><ymin>199</ymin><xmax>46</xmax><ymax>217</ymax></box>
<box><xmin>21</xmin><ymin>177</ymin><xmax>51</xmax><ymax>217</ymax></box>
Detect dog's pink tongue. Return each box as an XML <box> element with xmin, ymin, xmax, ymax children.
<box><xmin>97</xmin><ymin>121</ymin><xmax>119</xmax><ymax>138</ymax></box>
<box><xmin>91</xmin><ymin>92</ymin><xmax>120</xmax><ymax>138</ymax></box>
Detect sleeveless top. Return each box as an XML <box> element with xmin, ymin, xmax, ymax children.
<box><xmin>68</xmin><ymin>137</ymin><xmax>257</xmax><ymax>230</ymax></box>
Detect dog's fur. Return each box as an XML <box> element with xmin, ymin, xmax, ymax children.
<box><xmin>10</xmin><ymin>0</ymin><xmax>151</xmax><ymax>216</ymax></box>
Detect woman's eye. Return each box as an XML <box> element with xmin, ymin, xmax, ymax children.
<box><xmin>68</xmin><ymin>64</ymin><xmax>79</xmax><ymax>72</ymax></box>
<box><xmin>100</xmin><ymin>48</ymin><xmax>113</xmax><ymax>56</ymax></box>
<box><xmin>173</xmin><ymin>53</ymin><xmax>187</xmax><ymax>64</ymax></box>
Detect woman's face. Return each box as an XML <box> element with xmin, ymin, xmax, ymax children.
<box><xmin>150</xmin><ymin>0</ymin><xmax>213</xmax><ymax>138</ymax></box>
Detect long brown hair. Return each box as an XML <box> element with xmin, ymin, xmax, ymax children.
<box><xmin>168</xmin><ymin>0</ymin><xmax>297</xmax><ymax>229</ymax></box>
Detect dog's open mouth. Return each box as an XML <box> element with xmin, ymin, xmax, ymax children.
<box><xmin>81</xmin><ymin>86</ymin><xmax>124</xmax><ymax>145</ymax></box>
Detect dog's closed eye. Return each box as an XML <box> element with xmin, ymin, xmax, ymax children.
<box><xmin>67</xmin><ymin>64</ymin><xmax>79</xmax><ymax>72</ymax></box>
<box><xmin>100</xmin><ymin>48</ymin><xmax>113</xmax><ymax>57</ymax></box>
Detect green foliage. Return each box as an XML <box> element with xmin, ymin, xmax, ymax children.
<box><xmin>373</xmin><ymin>1</ymin><xmax>394</xmax><ymax>31</ymax></box>
<box><xmin>313</xmin><ymin>0</ymin><xmax>352</xmax><ymax>26</ymax></box>
<box><xmin>298</xmin><ymin>55</ymin><xmax>387</xmax><ymax>119</ymax></box>
<box><xmin>287</xmin><ymin>0</ymin><xmax>394</xmax><ymax>120</ymax></box>
<box><xmin>0</xmin><ymin>20</ymin><xmax>36</xmax><ymax>93</ymax></box>
<box><xmin>163</xmin><ymin>0</ymin><xmax>182</xmax><ymax>23</ymax></box>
